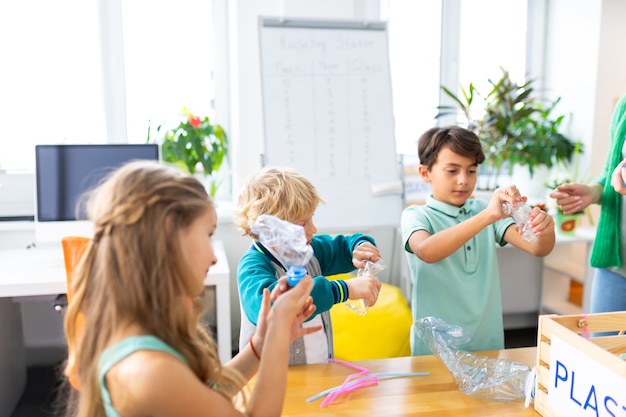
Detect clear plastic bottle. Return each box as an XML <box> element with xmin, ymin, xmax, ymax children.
<box><xmin>251</xmin><ymin>214</ymin><xmax>314</xmax><ymax>286</ymax></box>
<box><xmin>414</xmin><ymin>316</ymin><xmax>536</xmax><ymax>404</ymax></box>
<box><xmin>345</xmin><ymin>260</ymin><xmax>385</xmax><ymax>316</ymax></box>
<box><xmin>344</xmin><ymin>298</ymin><xmax>369</xmax><ymax>316</ymax></box>
<box><xmin>501</xmin><ymin>201</ymin><xmax>537</xmax><ymax>243</ymax></box>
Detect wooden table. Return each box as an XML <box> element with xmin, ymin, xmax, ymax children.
<box><xmin>279</xmin><ymin>347</ymin><xmax>540</xmax><ymax>416</ymax></box>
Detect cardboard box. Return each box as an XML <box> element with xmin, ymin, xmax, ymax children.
<box><xmin>535</xmin><ymin>312</ymin><xmax>626</xmax><ymax>417</ymax></box>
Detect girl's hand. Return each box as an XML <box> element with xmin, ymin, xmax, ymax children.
<box><xmin>269</xmin><ymin>275</ymin><xmax>291</xmax><ymax>302</ymax></box>
<box><xmin>352</xmin><ymin>242</ymin><xmax>381</xmax><ymax>269</ymax></box>
<box><xmin>254</xmin><ymin>276</ymin><xmax>320</xmax><ymax>352</ymax></box>
<box><xmin>254</xmin><ymin>277</ymin><xmax>291</xmax><ymax>351</ymax></box>
<box><xmin>271</xmin><ymin>275</ymin><xmax>320</xmax><ymax>341</ymax></box>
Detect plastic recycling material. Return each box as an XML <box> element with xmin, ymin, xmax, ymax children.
<box><xmin>345</xmin><ymin>259</ymin><xmax>386</xmax><ymax>315</ymax></box>
<box><xmin>501</xmin><ymin>201</ymin><xmax>538</xmax><ymax>243</ymax></box>
<box><xmin>251</xmin><ymin>214</ymin><xmax>314</xmax><ymax>285</ymax></box>
<box><xmin>414</xmin><ymin>316</ymin><xmax>535</xmax><ymax>404</ymax></box>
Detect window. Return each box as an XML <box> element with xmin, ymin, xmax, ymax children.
<box><xmin>384</xmin><ymin>1</ymin><xmax>442</xmax><ymax>156</ymax></box>
<box><xmin>121</xmin><ymin>0</ymin><xmax>218</xmax><ymax>144</ymax></box>
<box><xmin>0</xmin><ymin>0</ymin><xmax>220</xmax><ymax>172</ymax></box>
<box><xmin>456</xmin><ymin>0</ymin><xmax>528</xmax><ymax>112</ymax></box>
<box><xmin>0</xmin><ymin>0</ymin><xmax>106</xmax><ymax>171</ymax></box>
<box><xmin>383</xmin><ymin>0</ymin><xmax>532</xmax><ymax>156</ymax></box>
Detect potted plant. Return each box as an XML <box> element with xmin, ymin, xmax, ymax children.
<box><xmin>435</xmin><ymin>68</ymin><xmax>579</xmax><ymax>191</ymax></box>
<box><xmin>147</xmin><ymin>107</ymin><xmax>229</xmax><ymax>198</ymax></box>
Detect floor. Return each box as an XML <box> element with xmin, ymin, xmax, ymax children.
<box><xmin>503</xmin><ymin>326</ymin><xmax>538</xmax><ymax>349</ymax></box>
<box><xmin>10</xmin><ymin>326</ymin><xmax>538</xmax><ymax>417</ymax></box>
<box><xmin>10</xmin><ymin>364</ymin><xmax>65</xmax><ymax>417</ymax></box>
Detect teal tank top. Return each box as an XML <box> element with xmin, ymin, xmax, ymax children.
<box><xmin>98</xmin><ymin>335</ymin><xmax>187</xmax><ymax>417</ymax></box>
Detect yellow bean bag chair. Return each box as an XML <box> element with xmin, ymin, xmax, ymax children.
<box><xmin>329</xmin><ymin>276</ymin><xmax>412</xmax><ymax>360</ymax></box>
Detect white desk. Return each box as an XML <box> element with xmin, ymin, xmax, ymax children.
<box><xmin>0</xmin><ymin>240</ymin><xmax>231</xmax><ymax>415</ymax></box>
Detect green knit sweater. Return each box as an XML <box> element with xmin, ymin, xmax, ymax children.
<box><xmin>590</xmin><ymin>94</ymin><xmax>626</xmax><ymax>268</ymax></box>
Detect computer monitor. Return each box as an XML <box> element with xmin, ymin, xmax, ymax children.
<box><xmin>34</xmin><ymin>144</ymin><xmax>160</xmax><ymax>244</ymax></box>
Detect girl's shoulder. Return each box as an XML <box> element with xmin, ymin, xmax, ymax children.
<box><xmin>101</xmin><ymin>335</ymin><xmax>186</xmax><ymax>367</ymax></box>
<box><xmin>103</xmin><ymin>340</ymin><xmax>201</xmax><ymax>416</ymax></box>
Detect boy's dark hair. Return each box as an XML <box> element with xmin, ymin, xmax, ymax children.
<box><xmin>417</xmin><ymin>126</ymin><xmax>485</xmax><ymax>170</ymax></box>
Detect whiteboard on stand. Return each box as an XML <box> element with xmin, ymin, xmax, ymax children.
<box><xmin>258</xmin><ymin>17</ymin><xmax>402</xmax><ymax>232</ymax></box>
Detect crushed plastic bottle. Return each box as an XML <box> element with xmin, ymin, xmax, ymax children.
<box><xmin>345</xmin><ymin>260</ymin><xmax>385</xmax><ymax>316</ymax></box>
<box><xmin>414</xmin><ymin>316</ymin><xmax>535</xmax><ymax>404</ymax></box>
<box><xmin>501</xmin><ymin>201</ymin><xmax>537</xmax><ymax>243</ymax></box>
<box><xmin>251</xmin><ymin>214</ymin><xmax>313</xmax><ymax>286</ymax></box>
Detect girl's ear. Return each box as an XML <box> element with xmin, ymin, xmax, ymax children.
<box><xmin>418</xmin><ymin>164</ymin><xmax>431</xmax><ymax>183</ymax></box>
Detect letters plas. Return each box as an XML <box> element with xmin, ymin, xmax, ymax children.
<box><xmin>548</xmin><ymin>335</ymin><xmax>626</xmax><ymax>416</ymax></box>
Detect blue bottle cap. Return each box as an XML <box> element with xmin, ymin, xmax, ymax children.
<box><xmin>287</xmin><ymin>265</ymin><xmax>306</xmax><ymax>286</ymax></box>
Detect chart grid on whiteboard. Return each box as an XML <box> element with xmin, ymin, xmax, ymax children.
<box><xmin>258</xmin><ymin>17</ymin><xmax>402</xmax><ymax>231</ymax></box>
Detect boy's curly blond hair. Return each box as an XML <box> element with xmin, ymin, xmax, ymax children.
<box><xmin>233</xmin><ymin>167</ymin><xmax>324</xmax><ymax>239</ymax></box>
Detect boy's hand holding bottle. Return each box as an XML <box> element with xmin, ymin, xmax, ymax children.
<box><xmin>345</xmin><ymin>241</ymin><xmax>383</xmax><ymax>315</ymax></box>
<box><xmin>486</xmin><ymin>186</ymin><xmax>526</xmax><ymax>219</ymax></box>
<box><xmin>345</xmin><ymin>260</ymin><xmax>385</xmax><ymax>315</ymax></box>
<box><xmin>490</xmin><ymin>185</ymin><xmax>553</xmax><ymax>243</ymax></box>
<box><xmin>351</xmin><ymin>241</ymin><xmax>381</xmax><ymax>269</ymax></box>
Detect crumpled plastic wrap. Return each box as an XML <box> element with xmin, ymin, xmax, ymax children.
<box><xmin>414</xmin><ymin>316</ymin><xmax>535</xmax><ymax>404</ymax></box>
<box><xmin>251</xmin><ymin>214</ymin><xmax>313</xmax><ymax>285</ymax></box>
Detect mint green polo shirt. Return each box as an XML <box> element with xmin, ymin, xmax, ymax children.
<box><xmin>401</xmin><ymin>196</ymin><xmax>515</xmax><ymax>356</ymax></box>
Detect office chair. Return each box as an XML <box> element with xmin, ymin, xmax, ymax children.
<box><xmin>61</xmin><ymin>236</ymin><xmax>90</xmax><ymax>390</ymax></box>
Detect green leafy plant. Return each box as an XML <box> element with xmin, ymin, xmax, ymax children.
<box><xmin>147</xmin><ymin>107</ymin><xmax>228</xmax><ymax>197</ymax></box>
<box><xmin>436</xmin><ymin>68</ymin><xmax>579</xmax><ymax>190</ymax></box>
<box><xmin>544</xmin><ymin>141</ymin><xmax>585</xmax><ymax>193</ymax></box>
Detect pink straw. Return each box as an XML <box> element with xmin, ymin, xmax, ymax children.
<box><xmin>320</xmin><ymin>358</ymin><xmax>376</xmax><ymax>408</ymax></box>
<box><xmin>320</xmin><ymin>376</ymin><xmax>379</xmax><ymax>407</ymax></box>
<box><xmin>311</xmin><ymin>358</ymin><xmax>429</xmax><ymax>407</ymax></box>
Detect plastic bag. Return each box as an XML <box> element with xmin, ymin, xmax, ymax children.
<box><xmin>413</xmin><ymin>316</ymin><xmax>535</xmax><ymax>404</ymax></box>
<box><xmin>251</xmin><ymin>214</ymin><xmax>313</xmax><ymax>285</ymax></box>
<box><xmin>345</xmin><ymin>259</ymin><xmax>385</xmax><ymax>315</ymax></box>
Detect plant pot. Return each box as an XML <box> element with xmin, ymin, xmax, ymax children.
<box><xmin>555</xmin><ymin>213</ymin><xmax>580</xmax><ymax>235</ymax></box>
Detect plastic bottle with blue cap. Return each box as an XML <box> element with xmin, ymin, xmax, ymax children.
<box><xmin>251</xmin><ymin>214</ymin><xmax>313</xmax><ymax>286</ymax></box>
<box><xmin>287</xmin><ymin>265</ymin><xmax>307</xmax><ymax>286</ymax></box>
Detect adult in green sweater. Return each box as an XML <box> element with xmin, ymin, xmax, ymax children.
<box><xmin>550</xmin><ymin>94</ymin><xmax>626</xmax><ymax>314</ymax></box>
